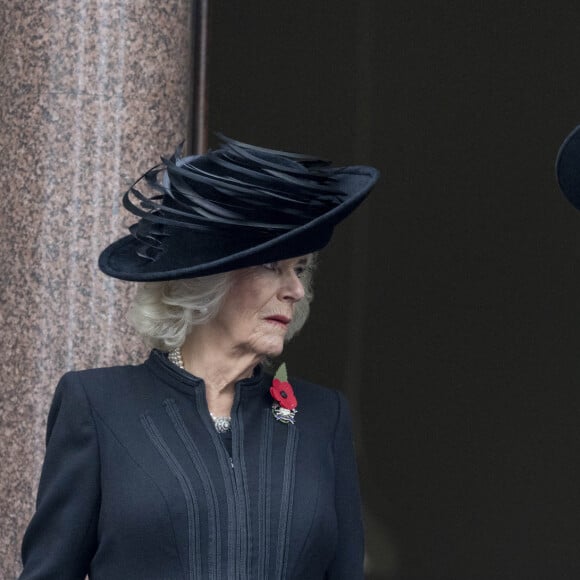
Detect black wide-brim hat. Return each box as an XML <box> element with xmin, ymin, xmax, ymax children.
<box><xmin>99</xmin><ymin>135</ymin><xmax>380</xmax><ymax>281</ymax></box>
<box><xmin>556</xmin><ymin>125</ymin><xmax>580</xmax><ymax>210</ymax></box>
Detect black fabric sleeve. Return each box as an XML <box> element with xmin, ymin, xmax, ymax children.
<box><xmin>326</xmin><ymin>390</ymin><xmax>365</xmax><ymax>579</ymax></box>
<box><xmin>19</xmin><ymin>373</ymin><xmax>100</xmax><ymax>580</ymax></box>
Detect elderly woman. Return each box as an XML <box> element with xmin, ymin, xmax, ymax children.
<box><xmin>19</xmin><ymin>136</ymin><xmax>379</xmax><ymax>580</ymax></box>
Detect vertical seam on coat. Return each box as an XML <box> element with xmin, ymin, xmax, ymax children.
<box><xmin>194</xmin><ymin>388</ymin><xmax>237</xmax><ymax>579</ymax></box>
<box><xmin>164</xmin><ymin>399</ymin><xmax>221</xmax><ymax>580</ymax></box>
<box><xmin>275</xmin><ymin>425</ymin><xmax>299</xmax><ymax>580</ymax></box>
<box><xmin>90</xmin><ymin>405</ymin><xmax>186</xmax><ymax>573</ymax></box>
<box><xmin>257</xmin><ymin>407</ymin><xmax>273</xmax><ymax>578</ymax></box>
<box><xmin>141</xmin><ymin>413</ymin><xmax>201</xmax><ymax>580</ymax></box>
<box><xmin>70</xmin><ymin>376</ymin><xmax>103</xmax><ymax>552</ymax></box>
<box><xmin>236</xmin><ymin>398</ymin><xmax>252</xmax><ymax>578</ymax></box>
<box><xmin>287</xmin><ymin>460</ymin><xmax>322</xmax><ymax>577</ymax></box>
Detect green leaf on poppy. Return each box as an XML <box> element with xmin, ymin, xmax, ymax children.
<box><xmin>274</xmin><ymin>362</ymin><xmax>288</xmax><ymax>382</ymax></box>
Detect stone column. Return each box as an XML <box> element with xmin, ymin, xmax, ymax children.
<box><xmin>0</xmin><ymin>1</ymin><xmax>192</xmax><ymax>575</ymax></box>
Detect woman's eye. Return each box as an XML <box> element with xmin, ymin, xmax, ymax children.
<box><xmin>262</xmin><ymin>262</ymin><xmax>277</xmax><ymax>271</ymax></box>
<box><xmin>294</xmin><ymin>267</ymin><xmax>306</xmax><ymax>278</ymax></box>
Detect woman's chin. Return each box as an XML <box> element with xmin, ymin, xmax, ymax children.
<box><xmin>257</xmin><ymin>338</ymin><xmax>285</xmax><ymax>358</ymax></box>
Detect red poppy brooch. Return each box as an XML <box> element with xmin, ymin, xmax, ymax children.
<box><xmin>270</xmin><ymin>363</ymin><xmax>297</xmax><ymax>425</ymax></box>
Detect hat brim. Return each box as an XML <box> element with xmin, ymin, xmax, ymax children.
<box><xmin>98</xmin><ymin>166</ymin><xmax>380</xmax><ymax>281</ymax></box>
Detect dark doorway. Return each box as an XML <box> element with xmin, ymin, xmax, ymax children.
<box><xmin>210</xmin><ymin>3</ymin><xmax>580</xmax><ymax>578</ymax></box>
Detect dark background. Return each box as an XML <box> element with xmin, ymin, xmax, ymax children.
<box><xmin>209</xmin><ymin>2</ymin><xmax>580</xmax><ymax>579</ymax></box>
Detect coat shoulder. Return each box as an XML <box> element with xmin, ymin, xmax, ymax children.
<box><xmin>56</xmin><ymin>361</ymin><xmax>152</xmax><ymax>408</ymax></box>
<box><xmin>285</xmin><ymin>374</ymin><xmax>351</xmax><ymax>432</ymax></box>
<box><xmin>65</xmin><ymin>362</ymin><xmax>147</xmax><ymax>388</ymax></box>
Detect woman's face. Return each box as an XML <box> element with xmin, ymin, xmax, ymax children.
<box><xmin>209</xmin><ymin>255</ymin><xmax>309</xmax><ymax>358</ymax></box>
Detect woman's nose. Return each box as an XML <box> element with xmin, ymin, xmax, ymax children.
<box><xmin>281</xmin><ymin>272</ymin><xmax>305</xmax><ymax>302</ymax></box>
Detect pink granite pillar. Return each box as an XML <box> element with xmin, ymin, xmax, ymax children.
<box><xmin>0</xmin><ymin>1</ymin><xmax>192</xmax><ymax>575</ymax></box>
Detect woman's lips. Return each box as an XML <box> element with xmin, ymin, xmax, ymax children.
<box><xmin>265</xmin><ymin>315</ymin><xmax>291</xmax><ymax>326</ymax></box>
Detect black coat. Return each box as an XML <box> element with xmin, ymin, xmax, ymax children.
<box><xmin>20</xmin><ymin>350</ymin><xmax>364</xmax><ymax>579</ymax></box>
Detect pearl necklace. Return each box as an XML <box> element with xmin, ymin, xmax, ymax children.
<box><xmin>167</xmin><ymin>348</ymin><xmax>232</xmax><ymax>433</ymax></box>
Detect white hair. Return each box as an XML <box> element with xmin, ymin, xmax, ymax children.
<box><xmin>128</xmin><ymin>258</ymin><xmax>316</xmax><ymax>351</ymax></box>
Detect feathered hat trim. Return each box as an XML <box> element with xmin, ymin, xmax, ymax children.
<box><xmin>99</xmin><ymin>135</ymin><xmax>380</xmax><ymax>280</ymax></box>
